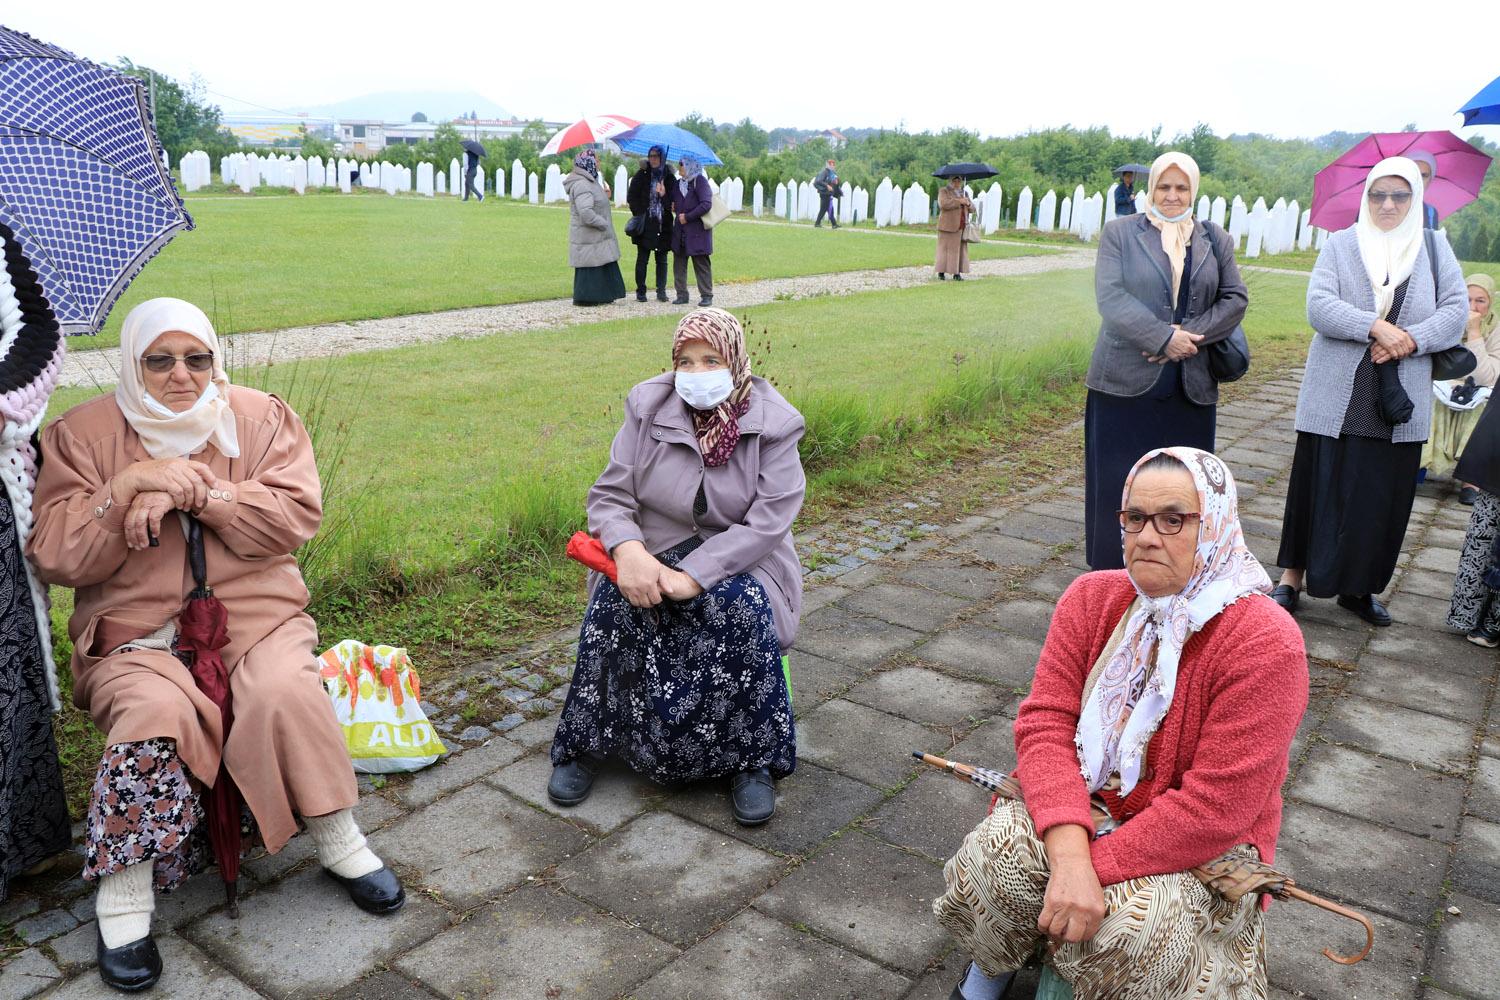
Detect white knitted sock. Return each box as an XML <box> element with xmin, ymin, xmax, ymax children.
<box><xmin>303</xmin><ymin>809</ymin><xmax>382</xmax><ymax>879</ymax></box>
<box><xmin>96</xmin><ymin>863</ymin><xmax>155</xmax><ymax>949</ymax></box>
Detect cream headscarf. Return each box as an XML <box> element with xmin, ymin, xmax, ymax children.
<box><xmin>1355</xmin><ymin>157</ymin><xmax>1426</xmax><ymax>320</ymax></box>
<box><xmin>116</xmin><ymin>297</ymin><xmax>239</xmax><ymax>459</ymax></box>
<box><xmin>1467</xmin><ymin>272</ymin><xmax>1497</xmax><ymax>338</ymax></box>
<box><xmin>1144</xmin><ymin>152</ymin><xmax>1202</xmax><ymax>308</ymax></box>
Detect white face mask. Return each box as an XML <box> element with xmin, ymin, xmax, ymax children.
<box><xmin>675</xmin><ymin>368</ymin><xmax>734</xmax><ymax>410</ymax></box>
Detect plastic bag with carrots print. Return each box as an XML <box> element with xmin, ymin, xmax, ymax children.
<box><xmin>319</xmin><ymin>640</ymin><xmax>448</xmax><ymax>773</ymax></box>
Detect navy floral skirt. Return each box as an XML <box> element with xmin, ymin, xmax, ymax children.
<box><xmin>551</xmin><ymin>540</ymin><xmax>796</xmax><ymax>785</ymax></box>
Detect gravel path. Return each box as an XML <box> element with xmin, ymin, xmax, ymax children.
<box><xmin>60</xmin><ymin>248</ymin><xmax>1095</xmax><ymax>388</ymax></box>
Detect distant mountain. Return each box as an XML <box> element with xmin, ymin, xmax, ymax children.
<box><xmin>300</xmin><ymin>89</ymin><xmax>513</xmax><ymax>123</ymax></box>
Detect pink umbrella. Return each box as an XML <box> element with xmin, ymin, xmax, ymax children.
<box><xmin>1310</xmin><ymin>131</ymin><xmax>1493</xmax><ymax>231</ymax></box>
<box><xmin>540</xmin><ymin>114</ymin><xmax>641</xmax><ymax>157</ymax></box>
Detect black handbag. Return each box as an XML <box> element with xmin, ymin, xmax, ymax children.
<box><xmin>1424</xmin><ymin>230</ymin><xmax>1477</xmax><ymax>380</ymax></box>
<box><xmin>624</xmin><ymin>214</ymin><xmax>645</xmax><ymax>238</ymax></box>
<box><xmin>1195</xmin><ymin>222</ymin><xmax>1251</xmax><ymax>383</ymax></box>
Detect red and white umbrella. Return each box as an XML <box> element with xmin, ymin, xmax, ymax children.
<box><xmin>541</xmin><ymin>114</ymin><xmax>641</xmax><ymax>157</ymax></box>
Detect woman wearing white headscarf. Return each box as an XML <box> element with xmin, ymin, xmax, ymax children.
<box><xmin>1083</xmin><ymin>151</ymin><xmax>1249</xmax><ymax>570</ymax></box>
<box><xmin>934</xmin><ymin>448</ymin><xmax>1307</xmax><ymax>999</ymax></box>
<box><xmin>28</xmin><ymin>298</ymin><xmax>403</xmax><ymax>992</ymax></box>
<box><xmin>1271</xmin><ymin>157</ymin><xmax>1467</xmax><ymax>626</ymax></box>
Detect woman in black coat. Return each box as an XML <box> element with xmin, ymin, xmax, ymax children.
<box><xmin>626</xmin><ymin>145</ymin><xmax>676</xmax><ymax>302</ymax></box>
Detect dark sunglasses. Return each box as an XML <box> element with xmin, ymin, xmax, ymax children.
<box><xmin>1118</xmin><ymin>510</ymin><xmax>1201</xmax><ymax>535</ymax></box>
<box><xmin>1367</xmin><ymin>190</ymin><xmax>1413</xmax><ymax>205</ymax></box>
<box><xmin>142</xmin><ymin>352</ymin><xmax>214</xmax><ymax>374</ymax></box>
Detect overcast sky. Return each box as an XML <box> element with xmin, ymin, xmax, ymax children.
<box><xmin>15</xmin><ymin>1</ymin><xmax>1500</xmax><ymax>147</ymax></box>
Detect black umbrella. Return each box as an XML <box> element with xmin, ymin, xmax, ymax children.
<box><xmin>933</xmin><ymin>162</ymin><xmax>997</xmax><ymax>180</ymax></box>
<box><xmin>461</xmin><ymin>139</ymin><xmax>486</xmax><ymax>157</ymax></box>
<box><xmin>1114</xmin><ymin>163</ymin><xmax>1151</xmax><ymax>176</ymax></box>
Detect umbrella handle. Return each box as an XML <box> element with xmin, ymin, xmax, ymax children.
<box><xmin>1280</xmin><ymin>885</ymin><xmax>1374</xmax><ymax>964</ymax></box>
<box><xmin>187</xmin><ymin>516</ymin><xmax>209</xmax><ymax>592</ymax></box>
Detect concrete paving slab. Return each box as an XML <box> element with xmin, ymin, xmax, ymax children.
<box><xmin>40</xmin><ymin>935</ymin><xmax>261</xmax><ymax>1000</ymax></box>
<box><xmin>1020</xmin><ymin>563</ymin><xmax>1083</xmax><ymax>599</ymax></box>
<box><xmin>371</xmin><ymin>781</ymin><xmax>592</xmax><ymax>907</ymax></box>
<box><xmin>1453</xmin><ymin>816</ymin><xmax>1500</xmax><ymax>906</ymax></box>
<box><xmin>911</xmin><ymin>626</ymin><xmax>1042</xmax><ymax>690</ymax></box>
<box><xmin>1289</xmin><ymin>744</ymin><xmax>1466</xmax><ymax>841</ymax></box>
<box><xmin>1391</xmin><ymin>567</ymin><xmax>1461</xmax><ymax>602</ymax></box>
<box><xmin>390</xmin><ymin>736</ymin><xmax>525</xmax><ymax>808</ymax></box>
<box><xmin>396</xmin><ymin>885</ymin><xmax>678</xmax><ymax>1000</ymax></box>
<box><xmin>795</xmin><ymin>609</ymin><xmax>925</xmax><ymax>669</ymax></box>
<box><xmin>795</xmin><ymin>699</ymin><xmax>935</xmax><ymax>789</ymax></box>
<box><xmin>893</xmin><ymin>559</ymin><xmax>1006</xmax><ymax>602</ymax></box>
<box><xmin>789</xmin><ymin>650</ymin><xmax>867</xmax><ymax>715</ymax></box>
<box><xmin>844</xmin><ymin>666</ymin><xmax>1010</xmax><ymax>727</ymax></box>
<box><xmin>1322</xmin><ymin>697</ymin><xmax>1476</xmax><ymax>774</ymax></box>
<box><xmin>754</xmin><ymin>832</ymin><xmax>950</xmax><ymax>975</ymax></box>
<box><xmin>970</xmin><ymin>599</ymin><xmax>1058</xmax><ymax>642</ymax></box>
<box><xmin>952</xmin><ymin>532</ymin><xmax>1054</xmax><ymax>569</ymax></box>
<box><xmin>838</xmin><ymin>583</ymin><xmax>971</xmax><ymax>633</ymax></box>
<box><xmin>330</xmin><ymin>970</ymin><xmax>443</xmax><ymax>999</ymax></box>
<box><xmin>631</xmin><ymin>909</ymin><xmax>911</xmax><ymax>1000</ymax></box>
<box><xmin>1265</xmin><ymin>904</ymin><xmax>1425</xmax><ymax>1000</ymax></box>
<box><xmin>557</xmin><ymin>812</ymin><xmax>783</xmax><ymax>947</ymax></box>
<box><xmin>987</xmin><ymin>511</ymin><xmax>1081</xmax><ymax>547</ymax></box>
<box><xmin>1472</xmin><ymin>756</ymin><xmax>1500</xmax><ymax>822</ymax></box>
<box><xmin>486</xmin><ymin>752</ymin><xmax>664</xmax><ymax>834</ymax></box>
<box><xmin>664</xmin><ymin>761</ymin><xmax>885</xmax><ymax>858</ymax></box>
<box><xmin>1292</xmin><ymin>617</ymin><xmax>1368</xmax><ymax>664</ymax></box>
<box><xmin>1430</xmin><ymin>893</ymin><xmax>1500</xmax><ymax>999</ymax></box>
<box><xmin>862</xmin><ymin>771</ymin><xmax>988</xmax><ymax>863</ymax></box>
<box><xmin>0</xmin><ymin>949</ymin><xmax>59</xmax><ymax>1000</ymax></box>
<box><xmin>1346</xmin><ymin>654</ymin><xmax>1490</xmax><ymax>724</ymax></box>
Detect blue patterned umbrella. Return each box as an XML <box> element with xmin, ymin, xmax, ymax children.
<box><xmin>612</xmin><ymin>124</ymin><xmax>723</xmax><ymax>166</ymax></box>
<box><xmin>0</xmin><ymin>25</ymin><xmax>193</xmax><ymax>335</ymax></box>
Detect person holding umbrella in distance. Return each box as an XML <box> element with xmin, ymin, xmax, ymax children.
<box><xmin>28</xmin><ymin>299</ymin><xmax>406</xmax><ymax>992</ymax></box>
<box><xmin>932</xmin><ymin>162</ymin><xmax>993</xmax><ymax>280</ymax></box>
<box><xmin>1113</xmin><ymin>163</ymin><xmax>1149</xmax><ymax>217</ymax></box>
<box><xmin>461</xmin><ymin>139</ymin><xmax>486</xmax><ymax>202</ymax></box>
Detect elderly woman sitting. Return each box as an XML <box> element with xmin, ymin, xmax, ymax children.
<box><xmin>29</xmin><ymin>299</ymin><xmax>403</xmax><ymax>993</ymax></box>
<box><xmin>548</xmin><ymin>307</ymin><xmax>803</xmax><ymax>825</ymax></box>
<box><xmin>934</xmin><ymin>448</ymin><xmax>1308</xmax><ymax>1000</ymax></box>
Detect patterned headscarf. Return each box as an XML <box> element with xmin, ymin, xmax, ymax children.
<box><xmin>1075</xmin><ymin>447</ymin><xmax>1272</xmax><ymax>796</ymax></box>
<box><xmin>671</xmin><ymin>308</ymin><xmax>752</xmax><ymax>467</ymax></box>
<box><xmin>574</xmin><ymin>149</ymin><xmax>599</xmax><ymax>180</ymax></box>
<box><xmin>678</xmin><ymin>156</ymin><xmax>704</xmax><ymax>186</ymax></box>
<box><xmin>647</xmin><ymin>145</ymin><xmax>666</xmax><ymax>222</ymax></box>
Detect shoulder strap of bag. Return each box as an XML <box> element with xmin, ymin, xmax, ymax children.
<box><xmin>1425</xmin><ymin>229</ymin><xmax>1440</xmax><ymax>304</ymax></box>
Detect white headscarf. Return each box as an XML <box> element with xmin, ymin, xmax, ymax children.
<box><xmin>115</xmin><ymin>297</ymin><xmax>239</xmax><ymax>459</ymax></box>
<box><xmin>1075</xmin><ymin>447</ymin><xmax>1272</xmax><ymax>796</ymax></box>
<box><xmin>1144</xmin><ymin>152</ymin><xmax>1202</xmax><ymax>308</ymax></box>
<box><xmin>1355</xmin><ymin>156</ymin><xmax>1426</xmax><ymax>320</ymax></box>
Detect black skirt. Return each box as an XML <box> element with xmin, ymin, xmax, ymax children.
<box><xmin>1084</xmin><ymin>361</ymin><xmax>1216</xmax><ymax>570</ymax></box>
<box><xmin>573</xmin><ymin>262</ymin><xmax>626</xmax><ymax>305</ymax></box>
<box><xmin>1276</xmin><ymin>431</ymin><xmax>1421</xmax><ymax>598</ymax></box>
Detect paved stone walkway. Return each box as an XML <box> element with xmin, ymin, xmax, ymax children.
<box><xmin>4</xmin><ymin>372</ymin><xmax>1498</xmax><ymax>1000</ymax></box>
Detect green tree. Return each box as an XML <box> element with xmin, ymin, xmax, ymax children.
<box><xmin>1178</xmin><ymin>123</ymin><xmax>1221</xmax><ymax>174</ymax></box>
<box><xmin>297</xmin><ymin>127</ymin><xmax>335</xmax><ymax>161</ymax></box>
<box><xmin>675</xmin><ymin>112</ymin><xmax>717</xmax><ymax>143</ymax></box>
<box><xmin>110</xmin><ymin>60</ymin><xmax>234</xmax><ymax>162</ymax></box>
<box><xmin>731</xmin><ymin>117</ymin><xmax>769</xmax><ymax>158</ymax></box>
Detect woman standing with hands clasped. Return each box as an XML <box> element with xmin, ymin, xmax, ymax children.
<box><xmin>935</xmin><ymin>175</ymin><xmax>972</xmax><ymax>280</ymax></box>
<box><xmin>1271</xmin><ymin>157</ymin><xmax>1467</xmax><ymax>625</ymax></box>
<box><xmin>1083</xmin><ymin>152</ymin><xmax>1248</xmax><ymax>570</ymax></box>
<box><xmin>626</xmin><ymin>145</ymin><xmax>675</xmax><ymax>302</ymax></box>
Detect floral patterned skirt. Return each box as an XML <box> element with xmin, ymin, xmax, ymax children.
<box><xmin>551</xmin><ymin>540</ymin><xmax>796</xmax><ymax>785</ymax></box>
<box><xmin>82</xmin><ymin>738</ymin><xmax>254</xmax><ymax>893</ymax></box>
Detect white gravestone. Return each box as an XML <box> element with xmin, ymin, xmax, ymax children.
<box><xmin>512</xmin><ymin>159</ymin><xmax>526</xmax><ymax>200</ymax></box>
<box><xmin>417</xmin><ymin>162</ymin><xmax>434</xmax><ymax>196</ymax></box>
<box><xmin>1245</xmin><ymin>197</ymin><xmax>1268</xmax><ymax>257</ymax></box>
<box><xmin>436</xmin><ymin>171</ymin><xmax>446</xmax><ymax>195</ymax></box>
<box><xmin>292</xmin><ymin>156</ymin><xmax>306</xmax><ymax>195</ymax></box>
<box><xmin>856</xmin><ymin>187</ymin><xmax>869</xmax><ymax>225</ymax></box>
<box><xmin>1071</xmin><ymin>184</ymin><xmax>1087</xmax><ymax>234</ymax></box>
<box><xmin>544</xmin><ymin>164</ymin><xmax>564</xmax><ymax>203</ymax></box>
<box><xmin>874</xmin><ymin>178</ymin><xmax>892</xmax><ymax>227</ymax></box>
<box><xmin>1036</xmin><ymin>190</ymin><xmax>1057</xmax><ymax>231</ymax></box>
<box><xmin>753</xmin><ymin>181</ymin><xmax>764</xmax><ymax>217</ymax></box>
<box><xmin>614</xmin><ymin>165</ymin><xmax>629</xmax><ymax>206</ymax></box>
<box><xmin>1059</xmin><ymin>197</ymin><xmax>1072</xmax><ymax>232</ymax></box>
<box><xmin>787</xmin><ymin>179</ymin><xmax>799</xmax><ymax>221</ymax></box>
<box><xmin>528</xmin><ymin>171</ymin><xmax>539</xmax><ymax>203</ymax></box>
<box><xmin>494</xmin><ymin>168</ymin><xmax>504</xmax><ymax>198</ymax></box>
<box><xmin>1298</xmin><ymin>208</ymin><xmax>1314</xmax><ymax>251</ymax></box>
<box><xmin>903</xmin><ymin>182</ymin><xmax>928</xmax><ymax>225</ymax></box>
<box><xmin>1134</xmin><ymin>191</ymin><xmax>1147</xmax><ymax>215</ymax></box>
<box><xmin>982</xmin><ymin>182</ymin><xmax>1002</xmax><ymax>233</ymax></box>
<box><xmin>1015</xmin><ymin>186</ymin><xmax>1033</xmax><ymax>230</ymax></box>
<box><xmin>1105</xmin><ymin>182</ymin><xmax>1118</xmax><ymax>223</ymax></box>
<box><xmin>1197</xmin><ymin>195</ymin><xmax>1210</xmax><ymax>221</ymax></box>
<box><xmin>838</xmin><ymin>182</ymin><xmax>853</xmax><ymax>224</ymax></box>
<box><xmin>774</xmin><ymin>183</ymin><xmax>787</xmax><ymax>218</ymax></box>
<box><xmin>1211</xmin><ymin>196</ymin><xmax>1227</xmax><ymax>229</ymax></box>
<box><xmin>1227</xmin><ymin>196</ymin><xmax>1247</xmax><ymax>249</ymax></box>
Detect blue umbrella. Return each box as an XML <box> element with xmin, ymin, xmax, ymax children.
<box><xmin>612</xmin><ymin>123</ymin><xmax>723</xmax><ymax>166</ymax></box>
<box><xmin>1459</xmin><ymin>75</ymin><xmax>1500</xmax><ymax>126</ymax></box>
<box><xmin>0</xmin><ymin>25</ymin><xmax>193</xmax><ymax>335</ymax></box>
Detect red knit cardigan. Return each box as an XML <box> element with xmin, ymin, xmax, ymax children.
<box><xmin>1014</xmin><ymin>570</ymin><xmax>1309</xmax><ymax>887</ymax></box>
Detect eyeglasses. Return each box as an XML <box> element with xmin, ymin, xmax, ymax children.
<box><xmin>142</xmin><ymin>353</ymin><xmax>214</xmax><ymax>374</ymax></box>
<box><xmin>1118</xmin><ymin>510</ymin><xmax>1201</xmax><ymax>535</ymax></box>
<box><xmin>1367</xmin><ymin>191</ymin><xmax>1413</xmax><ymax>205</ymax></box>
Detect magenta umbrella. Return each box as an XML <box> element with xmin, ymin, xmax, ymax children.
<box><xmin>1310</xmin><ymin>131</ymin><xmax>1493</xmax><ymax>231</ymax></box>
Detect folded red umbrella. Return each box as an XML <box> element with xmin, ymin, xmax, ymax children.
<box><xmin>566</xmin><ymin>531</ymin><xmax>618</xmax><ymax>581</ymax></box>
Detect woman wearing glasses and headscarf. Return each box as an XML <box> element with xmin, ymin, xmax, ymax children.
<box><xmin>1270</xmin><ymin>157</ymin><xmax>1467</xmax><ymax>625</ymax></box>
<box><xmin>565</xmin><ymin>149</ymin><xmax>627</xmax><ymax>306</ymax></box>
<box><xmin>626</xmin><ymin>145</ymin><xmax>676</xmax><ymax>302</ymax></box>
<box><xmin>1083</xmin><ymin>152</ymin><xmax>1249</xmax><ymax>571</ymax></box>
<box><xmin>671</xmin><ymin>155</ymin><xmax>715</xmax><ymax>307</ymax></box>
<box><xmin>29</xmin><ymin>298</ymin><xmax>403</xmax><ymax>992</ymax></box>
<box><xmin>548</xmin><ymin>308</ymin><xmax>802</xmax><ymax>827</ymax></box>
<box><xmin>935</xmin><ymin>447</ymin><xmax>1307</xmax><ymax>1000</ymax></box>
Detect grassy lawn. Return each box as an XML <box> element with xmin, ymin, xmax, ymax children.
<box><xmin>79</xmin><ymin>192</ymin><xmax>1043</xmax><ymax>349</ymax></box>
<box><xmin>43</xmin><ymin>265</ymin><xmax>1317</xmax><ymax>813</ymax></box>
<box><xmin>1237</xmin><ymin>246</ymin><xmax>1500</xmax><ymax>281</ymax></box>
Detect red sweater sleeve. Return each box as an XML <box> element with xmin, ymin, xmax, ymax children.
<box><xmin>1013</xmin><ymin>573</ymin><xmax>1131</xmax><ymax>838</ymax></box>
<box><xmin>1089</xmin><ymin>600</ymin><xmax>1308</xmax><ymax>884</ymax></box>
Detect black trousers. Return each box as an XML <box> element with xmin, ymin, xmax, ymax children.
<box><xmin>463</xmin><ymin>166</ymin><xmax>481</xmax><ymax>200</ymax></box>
<box><xmin>816</xmin><ymin>192</ymin><xmax>837</xmax><ymax>225</ymax></box>
<box><xmin>634</xmin><ymin>243</ymin><xmax>667</xmax><ymax>293</ymax></box>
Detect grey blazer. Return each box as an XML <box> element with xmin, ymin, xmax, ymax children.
<box><xmin>1296</xmin><ymin>228</ymin><xmax>1467</xmax><ymax>444</ymax></box>
<box><xmin>1085</xmin><ymin>215</ymin><xmax>1249</xmax><ymax>406</ymax></box>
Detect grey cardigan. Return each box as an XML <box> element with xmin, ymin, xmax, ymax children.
<box><xmin>1086</xmin><ymin>215</ymin><xmax>1249</xmax><ymax>406</ymax></box>
<box><xmin>1296</xmin><ymin>228</ymin><xmax>1467</xmax><ymax>443</ymax></box>
<box><xmin>587</xmin><ymin>374</ymin><xmax>807</xmax><ymax>649</ymax></box>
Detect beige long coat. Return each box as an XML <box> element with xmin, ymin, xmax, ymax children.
<box><xmin>28</xmin><ymin>387</ymin><xmax>355</xmax><ymax>853</ymax></box>
<box><xmin>935</xmin><ymin>184</ymin><xmax>971</xmax><ymax>275</ymax></box>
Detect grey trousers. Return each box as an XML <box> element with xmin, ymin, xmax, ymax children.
<box><xmin>674</xmin><ymin>253</ymin><xmax>712</xmax><ymax>302</ymax></box>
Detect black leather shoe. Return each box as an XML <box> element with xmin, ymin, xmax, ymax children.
<box><xmin>731</xmin><ymin>767</ymin><xmax>776</xmax><ymax>826</ymax></box>
<box><xmin>1460</xmin><ymin>486</ymin><xmax>1479</xmax><ymax>506</ymax></box>
<box><xmin>673</xmin><ymin>295</ymin><xmax>690</xmax><ymax>305</ymax></box>
<box><xmin>1338</xmin><ymin>594</ymin><xmax>1392</xmax><ymax>627</ymax></box>
<box><xmin>1270</xmin><ymin>584</ymin><xmax>1299</xmax><ymax>613</ymax></box>
<box><xmin>548</xmin><ymin>752</ymin><xmax>606</xmax><ymax>806</ymax></box>
<box><xmin>325</xmin><ymin>864</ymin><xmax>405</xmax><ymax>914</ymax></box>
<box><xmin>97</xmin><ymin>928</ymin><xmax>161</xmax><ymax>993</ymax></box>
<box><xmin>954</xmin><ymin>274</ymin><xmax>964</xmax><ymax>281</ymax></box>
<box><xmin>635</xmin><ymin>290</ymin><xmax>647</xmax><ymax>302</ymax></box>
<box><xmin>656</xmin><ymin>290</ymin><xmax>669</xmax><ymax>302</ymax></box>
<box><xmin>699</xmin><ymin>297</ymin><xmax>713</xmax><ymax>307</ymax></box>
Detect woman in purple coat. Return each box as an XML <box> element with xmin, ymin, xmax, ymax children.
<box><xmin>671</xmin><ymin>156</ymin><xmax>715</xmax><ymax>307</ymax></box>
<box><xmin>548</xmin><ymin>308</ymin><xmax>804</xmax><ymax>826</ymax></box>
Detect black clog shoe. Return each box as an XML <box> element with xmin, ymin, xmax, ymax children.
<box><xmin>730</xmin><ymin>767</ymin><xmax>776</xmax><ymax>826</ymax></box>
<box><xmin>1269</xmin><ymin>584</ymin><xmax>1299</xmax><ymax>613</ymax></box>
<box><xmin>547</xmin><ymin>752</ymin><xmax>606</xmax><ymax>807</ymax></box>
<box><xmin>1337</xmin><ymin>594</ymin><xmax>1392</xmax><ymax>627</ymax></box>
<box><xmin>97</xmin><ymin>928</ymin><xmax>161</xmax><ymax>993</ymax></box>
<box><xmin>326</xmin><ymin>864</ymin><xmax>406</xmax><ymax>914</ymax></box>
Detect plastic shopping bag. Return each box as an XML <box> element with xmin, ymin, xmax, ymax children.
<box><xmin>319</xmin><ymin>640</ymin><xmax>447</xmax><ymax>773</ymax></box>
